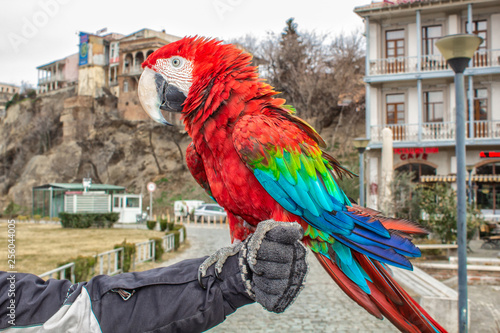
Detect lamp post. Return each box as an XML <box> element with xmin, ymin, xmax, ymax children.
<box><xmin>353</xmin><ymin>138</ymin><xmax>370</xmax><ymax>207</ymax></box>
<box><xmin>436</xmin><ymin>34</ymin><xmax>482</xmax><ymax>333</ymax></box>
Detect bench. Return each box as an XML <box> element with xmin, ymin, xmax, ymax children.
<box><xmin>417</xmin><ymin>243</ymin><xmax>458</xmax><ymax>257</ymax></box>
<box><xmin>392</xmin><ymin>266</ymin><xmax>459</xmax><ymax>332</ymax></box>
<box><xmin>481</xmin><ymin>235</ymin><xmax>500</xmax><ymax>250</ymax></box>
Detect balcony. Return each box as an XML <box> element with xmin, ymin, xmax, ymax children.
<box><xmin>122</xmin><ymin>65</ymin><xmax>143</xmax><ymax>76</ymax></box>
<box><xmin>368</xmin><ymin>49</ymin><xmax>500</xmax><ymax>76</ymax></box>
<box><xmin>38</xmin><ymin>74</ymin><xmax>65</xmax><ymax>84</ymax></box>
<box><xmin>370</xmin><ymin>120</ymin><xmax>500</xmax><ymax>143</ymax></box>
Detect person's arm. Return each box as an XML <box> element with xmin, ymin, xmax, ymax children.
<box><xmin>0</xmin><ymin>221</ymin><xmax>307</xmax><ymax>333</ymax></box>
<box><xmin>0</xmin><ymin>255</ymin><xmax>250</xmax><ymax>332</ymax></box>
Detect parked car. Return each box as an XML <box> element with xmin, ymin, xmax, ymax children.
<box><xmin>194</xmin><ymin>203</ymin><xmax>227</xmax><ymax>222</ymax></box>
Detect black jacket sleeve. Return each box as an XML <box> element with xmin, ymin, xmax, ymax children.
<box><xmin>0</xmin><ymin>255</ymin><xmax>254</xmax><ymax>333</ymax></box>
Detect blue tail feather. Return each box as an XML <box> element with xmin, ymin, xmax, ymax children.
<box><xmin>334</xmin><ymin>235</ymin><xmax>413</xmax><ymax>270</ymax></box>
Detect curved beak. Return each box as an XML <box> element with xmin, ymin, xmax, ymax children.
<box><xmin>138</xmin><ymin>67</ymin><xmax>186</xmax><ymax>126</ymax></box>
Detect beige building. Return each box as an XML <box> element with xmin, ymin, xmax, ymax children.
<box><xmin>0</xmin><ymin>83</ymin><xmax>20</xmax><ymax>117</ymax></box>
<box><xmin>77</xmin><ymin>32</ymin><xmax>124</xmax><ymax>97</ymax></box>
<box><xmin>117</xmin><ymin>29</ymin><xmax>181</xmax><ymax>121</ymax></box>
<box><xmin>36</xmin><ymin>28</ymin><xmax>182</xmax><ymax>122</ymax></box>
<box><xmin>355</xmin><ymin>0</ymin><xmax>500</xmax><ymax>216</ymax></box>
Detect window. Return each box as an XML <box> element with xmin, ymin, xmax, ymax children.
<box><xmin>386</xmin><ymin>94</ymin><xmax>405</xmax><ymax>124</ymax></box>
<box><xmin>476</xmin><ymin>162</ymin><xmax>500</xmax><ymax>213</ymax></box>
<box><xmin>114</xmin><ymin>197</ymin><xmax>122</xmax><ymax>208</ymax></box>
<box><xmin>424</xmin><ymin>91</ymin><xmax>444</xmax><ymax>122</ymax></box>
<box><xmin>126</xmin><ymin>197</ymin><xmax>140</xmax><ymax>208</ymax></box>
<box><xmin>396</xmin><ymin>163</ymin><xmax>436</xmax><ymax>182</ymax></box>
<box><xmin>123</xmin><ymin>80</ymin><xmax>129</xmax><ymax>92</ymax></box>
<box><xmin>469</xmin><ymin>20</ymin><xmax>487</xmax><ymax>49</ymax></box>
<box><xmin>474</xmin><ymin>88</ymin><xmax>488</xmax><ymax>121</ymax></box>
<box><xmin>422</xmin><ymin>25</ymin><xmax>442</xmax><ymax>56</ymax></box>
<box><xmin>467</xmin><ymin>87</ymin><xmax>488</xmax><ymax>137</ymax></box>
<box><xmin>385</xmin><ymin>30</ymin><xmax>405</xmax><ymax>73</ymax></box>
<box><xmin>386</xmin><ymin>30</ymin><xmax>405</xmax><ymax>58</ymax></box>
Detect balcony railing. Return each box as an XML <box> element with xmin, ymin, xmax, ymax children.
<box><xmin>122</xmin><ymin>65</ymin><xmax>143</xmax><ymax>76</ymax></box>
<box><xmin>369</xmin><ymin>49</ymin><xmax>500</xmax><ymax>75</ymax></box>
<box><xmin>38</xmin><ymin>74</ymin><xmax>65</xmax><ymax>84</ymax></box>
<box><xmin>371</xmin><ymin>120</ymin><xmax>500</xmax><ymax>143</ymax></box>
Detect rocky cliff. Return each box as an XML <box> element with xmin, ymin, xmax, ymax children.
<box><xmin>0</xmin><ymin>88</ymin><xmax>210</xmax><ymax>215</ymax></box>
<box><xmin>0</xmin><ymin>89</ymin><xmax>364</xmax><ymax>215</ymax></box>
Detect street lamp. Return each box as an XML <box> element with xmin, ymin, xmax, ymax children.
<box><xmin>435</xmin><ymin>33</ymin><xmax>482</xmax><ymax>333</ymax></box>
<box><xmin>353</xmin><ymin>138</ymin><xmax>370</xmax><ymax>207</ymax></box>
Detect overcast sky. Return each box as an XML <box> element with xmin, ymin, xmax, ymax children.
<box><xmin>0</xmin><ymin>0</ymin><xmax>370</xmax><ymax>86</ymax></box>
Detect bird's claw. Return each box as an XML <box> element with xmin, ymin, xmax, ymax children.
<box><xmin>197</xmin><ymin>243</ymin><xmax>242</xmax><ymax>289</ymax></box>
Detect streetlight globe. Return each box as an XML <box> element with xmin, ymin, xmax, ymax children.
<box><xmin>435</xmin><ymin>34</ymin><xmax>483</xmax><ymax>73</ymax></box>
<box><xmin>353</xmin><ymin>138</ymin><xmax>370</xmax><ymax>153</ymax></box>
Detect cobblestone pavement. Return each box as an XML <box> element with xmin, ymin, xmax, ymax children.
<box><xmin>161</xmin><ymin>225</ymin><xmax>398</xmax><ymax>332</ymax></box>
<box><xmin>161</xmin><ymin>226</ymin><xmax>500</xmax><ymax>332</ymax></box>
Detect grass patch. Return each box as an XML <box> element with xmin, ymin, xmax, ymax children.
<box><xmin>0</xmin><ymin>222</ymin><xmax>166</xmax><ymax>275</ymax></box>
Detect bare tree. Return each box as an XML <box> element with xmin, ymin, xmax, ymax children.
<box><xmin>234</xmin><ymin>19</ymin><xmax>365</xmax><ymax>135</ymax></box>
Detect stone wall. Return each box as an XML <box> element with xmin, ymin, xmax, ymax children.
<box><xmin>61</xmin><ymin>96</ymin><xmax>95</xmax><ymax>140</ymax></box>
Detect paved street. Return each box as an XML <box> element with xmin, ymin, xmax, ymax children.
<box><xmin>161</xmin><ymin>225</ymin><xmax>397</xmax><ymax>332</ymax></box>
<box><xmin>161</xmin><ymin>225</ymin><xmax>500</xmax><ymax>332</ymax></box>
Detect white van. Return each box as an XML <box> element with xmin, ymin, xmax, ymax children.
<box><xmin>174</xmin><ymin>200</ymin><xmax>204</xmax><ymax>217</ymax></box>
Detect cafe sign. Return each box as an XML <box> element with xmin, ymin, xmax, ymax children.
<box><xmin>394</xmin><ymin>147</ymin><xmax>439</xmax><ymax>161</ymax></box>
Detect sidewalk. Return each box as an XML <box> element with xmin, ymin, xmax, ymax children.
<box><xmin>162</xmin><ymin>226</ymin><xmax>500</xmax><ymax>332</ymax></box>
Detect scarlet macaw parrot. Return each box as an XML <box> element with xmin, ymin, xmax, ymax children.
<box><xmin>138</xmin><ymin>36</ymin><xmax>446</xmax><ymax>333</ymax></box>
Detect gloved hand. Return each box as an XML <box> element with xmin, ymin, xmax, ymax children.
<box><xmin>238</xmin><ymin>220</ymin><xmax>308</xmax><ymax>313</ymax></box>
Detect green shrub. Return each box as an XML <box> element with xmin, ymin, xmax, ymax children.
<box><xmin>33</xmin><ymin>214</ymin><xmax>42</xmax><ymax>223</ymax></box>
<box><xmin>167</xmin><ymin>222</ymin><xmax>175</xmax><ymax>231</ymax></box>
<box><xmin>166</xmin><ymin>225</ymin><xmax>184</xmax><ymax>250</ymax></box>
<box><xmin>115</xmin><ymin>241</ymin><xmax>136</xmax><ymax>273</ymax></box>
<box><xmin>59</xmin><ymin>212</ymin><xmax>119</xmax><ymax>228</ymax></box>
<box><xmin>146</xmin><ymin>221</ymin><xmax>156</xmax><ymax>230</ymax></box>
<box><xmin>42</xmin><ymin>216</ymin><xmax>50</xmax><ymax>221</ymax></box>
<box><xmin>3</xmin><ymin>201</ymin><xmax>21</xmax><ymax>218</ymax></box>
<box><xmin>159</xmin><ymin>220</ymin><xmax>168</xmax><ymax>231</ymax></box>
<box><xmin>150</xmin><ymin>238</ymin><xmax>164</xmax><ymax>261</ymax></box>
<box><xmin>58</xmin><ymin>255</ymin><xmax>96</xmax><ymax>282</ymax></box>
<box><xmin>51</xmin><ymin>217</ymin><xmax>60</xmax><ymax>222</ymax></box>
<box><xmin>16</xmin><ymin>215</ymin><xmax>28</xmax><ymax>221</ymax></box>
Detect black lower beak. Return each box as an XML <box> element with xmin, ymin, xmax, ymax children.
<box><xmin>155</xmin><ymin>73</ymin><xmax>186</xmax><ymax>117</ymax></box>
<box><xmin>138</xmin><ymin>67</ymin><xmax>187</xmax><ymax>126</ymax></box>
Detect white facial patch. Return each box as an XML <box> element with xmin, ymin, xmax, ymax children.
<box><xmin>154</xmin><ymin>57</ymin><xmax>193</xmax><ymax>96</ymax></box>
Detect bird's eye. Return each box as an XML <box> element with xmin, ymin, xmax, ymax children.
<box><xmin>171</xmin><ymin>57</ymin><xmax>183</xmax><ymax>68</ymax></box>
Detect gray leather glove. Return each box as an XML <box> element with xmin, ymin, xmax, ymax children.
<box><xmin>239</xmin><ymin>220</ymin><xmax>308</xmax><ymax>313</ymax></box>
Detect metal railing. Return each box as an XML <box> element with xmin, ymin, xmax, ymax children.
<box><xmin>135</xmin><ymin>240</ymin><xmax>155</xmax><ymax>263</ymax></box>
<box><xmin>371</xmin><ymin>120</ymin><xmax>500</xmax><ymax>143</ymax></box>
<box><xmin>39</xmin><ymin>230</ymin><xmax>188</xmax><ymax>282</ymax></box>
<box><xmin>368</xmin><ymin>49</ymin><xmax>500</xmax><ymax>75</ymax></box>
<box><xmin>162</xmin><ymin>234</ymin><xmax>175</xmax><ymax>252</ymax></box>
<box><xmin>95</xmin><ymin>247</ymin><xmax>124</xmax><ymax>276</ymax></box>
<box><xmin>40</xmin><ymin>262</ymin><xmax>75</xmax><ymax>283</ymax></box>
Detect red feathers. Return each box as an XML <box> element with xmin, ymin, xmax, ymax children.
<box><xmin>147</xmin><ymin>36</ymin><xmax>446</xmax><ymax>333</ymax></box>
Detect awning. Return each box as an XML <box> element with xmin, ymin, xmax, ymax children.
<box><xmin>420</xmin><ymin>175</ymin><xmax>500</xmax><ymax>183</ymax></box>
